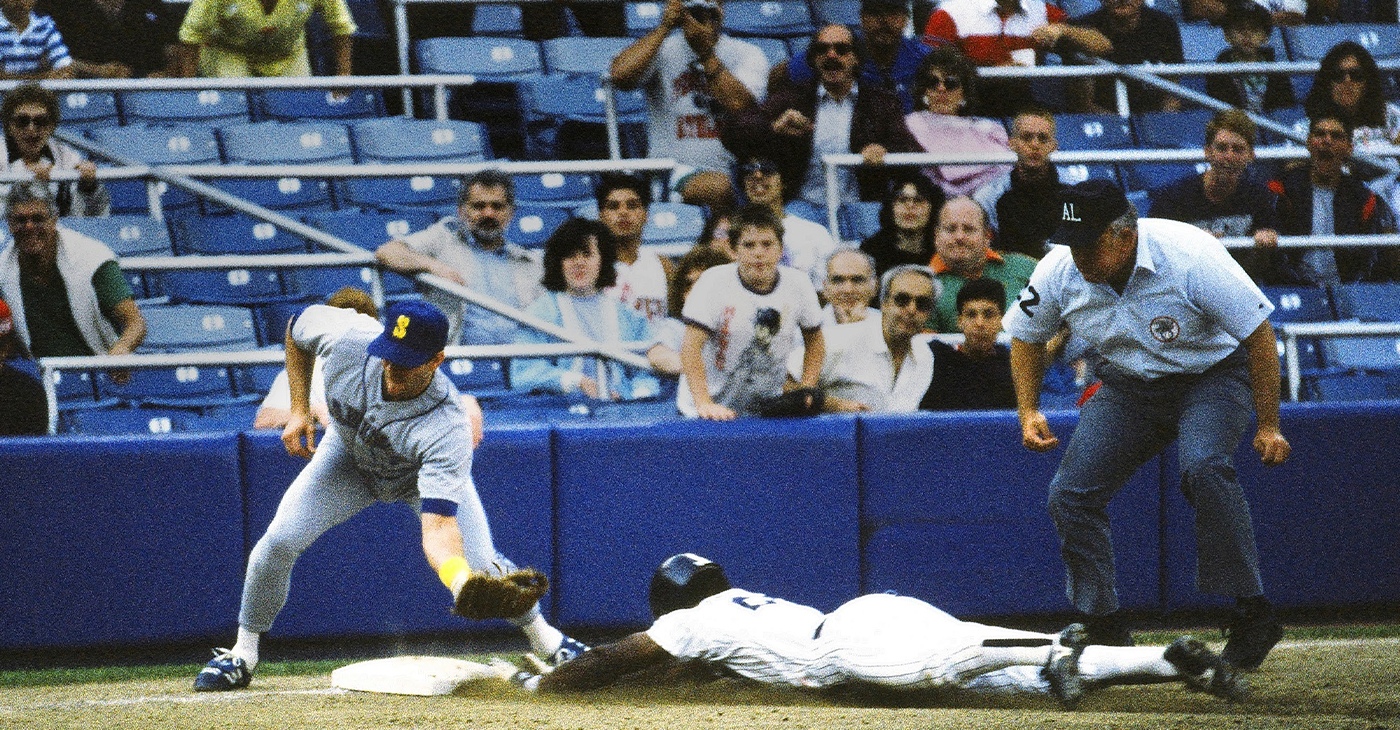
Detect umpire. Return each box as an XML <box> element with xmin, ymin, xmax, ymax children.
<box><xmin>1004</xmin><ymin>180</ymin><xmax>1290</xmax><ymax>670</ymax></box>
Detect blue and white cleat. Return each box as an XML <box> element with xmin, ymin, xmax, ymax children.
<box><xmin>549</xmin><ymin>636</ymin><xmax>590</xmax><ymax>667</ymax></box>
<box><xmin>193</xmin><ymin>648</ymin><xmax>252</xmax><ymax>692</ymax></box>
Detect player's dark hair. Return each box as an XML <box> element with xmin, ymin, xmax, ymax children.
<box><xmin>956</xmin><ymin>278</ymin><xmax>1006</xmax><ymax>314</ymax></box>
<box><xmin>649</xmin><ymin>554</ymin><xmax>731</xmax><ymax>618</ymax></box>
<box><xmin>595</xmin><ymin>172</ymin><xmax>652</xmax><ymax>211</ymax></box>
<box><xmin>540</xmin><ymin>218</ymin><xmax>619</xmax><ymax>292</ymax></box>
<box><xmin>459</xmin><ymin>168</ymin><xmax>515</xmax><ymax>207</ymax></box>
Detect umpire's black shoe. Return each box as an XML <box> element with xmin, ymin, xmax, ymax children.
<box><xmin>1081</xmin><ymin>611</ymin><xmax>1135</xmax><ymax>646</ymax></box>
<box><xmin>1221</xmin><ymin>600</ymin><xmax>1283</xmax><ymax>671</ymax></box>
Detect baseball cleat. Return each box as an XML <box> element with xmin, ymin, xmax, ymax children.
<box><xmin>1042</xmin><ymin>623</ymin><xmax>1088</xmax><ymax>709</ymax></box>
<box><xmin>193</xmin><ymin>648</ymin><xmax>252</xmax><ymax>692</ymax></box>
<box><xmin>549</xmin><ymin>635</ymin><xmax>590</xmax><ymax>667</ymax></box>
<box><xmin>1165</xmin><ymin>636</ymin><xmax>1248</xmax><ymax>701</ymax></box>
<box><xmin>1221</xmin><ymin>603</ymin><xmax>1283</xmax><ymax>671</ymax></box>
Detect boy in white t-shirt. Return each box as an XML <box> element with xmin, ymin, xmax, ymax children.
<box><xmin>678</xmin><ymin>204</ymin><xmax>824</xmax><ymax>419</ymax></box>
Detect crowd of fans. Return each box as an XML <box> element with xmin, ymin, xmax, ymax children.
<box><xmin>1</xmin><ymin>0</ymin><xmax>1398</xmax><ymax>434</ymax></box>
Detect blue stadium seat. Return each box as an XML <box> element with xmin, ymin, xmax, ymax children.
<box><xmin>748</xmin><ymin>36</ymin><xmax>792</xmax><ymax>69</ymax></box>
<box><xmin>1179</xmin><ymin>23</ymin><xmax>1285</xmax><ymax>63</ymax></box>
<box><xmin>153</xmin><ymin>269</ymin><xmax>288</xmax><ymax>306</ymax></box>
<box><xmin>1141</xmin><ymin>0</ymin><xmax>1182</xmax><ymax>19</ymax></box>
<box><xmin>442</xmin><ymin>357</ymin><xmax>511</xmax><ymax>395</ymax></box>
<box><xmin>541</xmin><ymin>37</ymin><xmax>634</xmax><ymax>76</ymax></box>
<box><xmin>120</xmin><ymin>90</ymin><xmax>251</xmax><ymax>125</ymax></box>
<box><xmin>202</xmin><ymin>177</ymin><xmax>336</xmax><ymax>215</ymax></box>
<box><xmin>1322</xmin><ymin>336</ymin><xmax>1400</xmax><ymax>371</ymax></box>
<box><xmin>60</xmin><ymin>215</ymin><xmax>173</xmax><ymax>256</ymax></box>
<box><xmin>811</xmin><ymin>0</ymin><xmax>861</xmax><ymax>25</ymax></box>
<box><xmin>89</xmin><ymin>124</ymin><xmax>223</xmax><ymax>165</ymax></box>
<box><xmin>1054</xmin><ymin>113</ymin><xmax>1135</xmax><ymax>150</ymax></box>
<box><xmin>722</xmin><ymin>0</ymin><xmax>815</xmax><ymax>38</ymax></box>
<box><xmin>336</xmin><ymin>176</ymin><xmax>462</xmax><ymax>209</ymax></box>
<box><xmin>1055</xmin><ymin>162</ymin><xmax>1119</xmax><ymax>187</ymax></box>
<box><xmin>1334</xmin><ymin>283</ymin><xmax>1400</xmax><ymax>322</ymax></box>
<box><xmin>1132</xmin><ymin>109</ymin><xmax>1214</xmax><ymax>149</ymax></box>
<box><xmin>1261</xmin><ymin>285</ymin><xmax>1334</xmax><ymax>323</ymax></box>
<box><xmin>507</xmin><ymin>205</ymin><xmax>572</xmax><ymax>247</ymax></box>
<box><xmin>515</xmin><ymin>172</ymin><xmax>597</xmax><ymax>209</ymax></box>
<box><xmin>61</xmin><ymin>406</ymin><xmax>190</xmax><ymax>435</ymax></box>
<box><xmin>138</xmin><ymin>304</ymin><xmax>261</xmax><ymax>351</ymax></box>
<box><xmin>103</xmin><ymin>180</ymin><xmax>201</xmax><ymax>217</ymax></box>
<box><xmin>304</xmin><ymin>208</ymin><xmax>441</xmax><ymax>249</ymax></box>
<box><xmin>233</xmin><ymin>361</ymin><xmax>286</xmax><ymax>397</ymax></box>
<box><xmin>1284</xmin><ymin>24</ymin><xmax>1400</xmax><ymax>62</ymax></box>
<box><xmin>624</xmin><ymin>2</ymin><xmax>662</xmax><ymax>35</ymax></box>
<box><xmin>57</xmin><ymin>90</ymin><xmax>121</xmax><ymax>130</ymax></box>
<box><xmin>839</xmin><ymin>201</ymin><xmax>882</xmax><ymax>242</ymax></box>
<box><xmin>350</xmin><ymin>118</ymin><xmax>491</xmax><ymax>163</ymax></box>
<box><xmin>184</xmin><ymin>402</ymin><xmax>262</xmax><ymax>432</ymax></box>
<box><xmin>96</xmin><ymin>366</ymin><xmax>251</xmax><ymax>409</ymax></box>
<box><xmin>221</xmin><ymin>122</ymin><xmax>355</xmax><ymax>165</ymax></box>
<box><xmin>1261</xmin><ymin>105</ymin><xmax>1308</xmax><ymax>146</ymax></box>
<box><xmin>1126</xmin><ymin>162</ymin><xmax>1206</xmax><ymax>195</ymax></box>
<box><xmin>1059</xmin><ymin>0</ymin><xmax>1098</xmax><ymax>16</ymax></box>
<box><xmin>253</xmin><ymin>89</ymin><xmax>387</xmax><ymax>122</ymax></box>
<box><xmin>473</xmin><ymin>3</ymin><xmax>524</xmax><ymax>35</ymax></box>
<box><xmin>282</xmin><ymin>266</ymin><xmax>384</xmax><ymax>301</ymax></box>
<box><xmin>415</xmin><ymin>36</ymin><xmax>543</xmax><ymax>78</ymax></box>
<box><xmin>172</xmin><ymin>213</ymin><xmax>309</xmax><ymax>255</ymax></box>
<box><xmin>520</xmin><ymin>74</ymin><xmax>647</xmax><ymax>159</ymax></box>
<box><xmin>785</xmin><ymin>199</ymin><xmax>825</xmax><ymax>226</ymax></box>
<box><xmin>1308</xmin><ymin>371</ymin><xmax>1400</xmax><ymax>402</ymax></box>
<box><xmin>641</xmin><ymin>202</ymin><xmax>705</xmax><ymax>246</ymax></box>
<box><xmin>253</xmin><ymin>300</ymin><xmax>313</xmax><ymax>347</ymax></box>
<box><xmin>786</xmin><ymin>35</ymin><xmax>811</xmax><ymax>62</ymax></box>
<box><xmin>50</xmin><ymin>368</ymin><xmax>99</xmax><ymax>406</ymax></box>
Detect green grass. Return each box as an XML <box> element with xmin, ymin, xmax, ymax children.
<box><xmin>1135</xmin><ymin>622</ymin><xmax>1400</xmax><ymax>646</ymax></box>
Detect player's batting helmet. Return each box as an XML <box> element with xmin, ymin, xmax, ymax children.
<box><xmin>649</xmin><ymin>553</ymin><xmax>731</xmax><ymax>618</ymax></box>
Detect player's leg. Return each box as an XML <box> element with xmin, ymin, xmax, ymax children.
<box><xmin>1176</xmin><ymin>361</ymin><xmax>1280</xmax><ymax>670</ymax></box>
<box><xmin>195</xmin><ymin>435</ymin><xmax>374</xmax><ymax>691</ymax></box>
<box><xmin>963</xmin><ymin>641</ymin><xmax>1246</xmax><ymax>702</ymax></box>
<box><xmin>448</xmin><ymin>484</ymin><xmax>586</xmax><ymax>665</ymax></box>
<box><xmin>1047</xmin><ymin>377</ymin><xmax>1175</xmax><ymax>625</ymax></box>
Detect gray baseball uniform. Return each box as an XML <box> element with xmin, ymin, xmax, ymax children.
<box><xmin>239</xmin><ymin>305</ymin><xmax>520</xmax><ymax>633</ymax></box>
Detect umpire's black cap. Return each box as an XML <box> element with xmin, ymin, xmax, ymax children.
<box><xmin>1049</xmin><ymin>179</ymin><xmax>1132</xmax><ymax>250</ymax></box>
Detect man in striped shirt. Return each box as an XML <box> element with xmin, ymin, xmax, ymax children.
<box><xmin>0</xmin><ymin>0</ymin><xmax>72</xmax><ymax>80</ymax></box>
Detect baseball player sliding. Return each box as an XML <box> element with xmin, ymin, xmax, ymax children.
<box><xmin>194</xmin><ymin>301</ymin><xmax>586</xmax><ymax>691</ymax></box>
<box><xmin>504</xmin><ymin>554</ymin><xmax>1244</xmax><ymax>708</ymax></box>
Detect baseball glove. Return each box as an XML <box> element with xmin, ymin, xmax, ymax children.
<box><xmin>452</xmin><ymin>569</ymin><xmax>550</xmax><ymax>620</ymax></box>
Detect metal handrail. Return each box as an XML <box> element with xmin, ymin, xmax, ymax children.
<box><xmin>1276</xmin><ymin>321</ymin><xmax>1400</xmax><ymax>402</ymax></box>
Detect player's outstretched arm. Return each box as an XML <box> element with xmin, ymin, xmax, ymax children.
<box><xmin>538</xmin><ymin>633</ymin><xmax>677</xmax><ymax>692</ymax></box>
<box><xmin>1242</xmin><ymin>320</ymin><xmax>1290</xmax><ymax>466</ymax></box>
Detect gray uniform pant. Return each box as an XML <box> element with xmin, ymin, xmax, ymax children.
<box><xmin>1047</xmin><ymin>350</ymin><xmax>1265</xmax><ymax>615</ymax></box>
<box><xmin>239</xmin><ymin>431</ymin><xmax>518</xmax><ymax>633</ymax></box>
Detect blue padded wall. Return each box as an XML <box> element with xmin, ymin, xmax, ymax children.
<box><xmin>238</xmin><ymin>425</ymin><xmax>554</xmax><ymax>639</ymax></box>
<box><xmin>1161</xmin><ymin>402</ymin><xmax>1400</xmax><ymax>610</ymax></box>
<box><xmin>0</xmin><ymin>434</ymin><xmax>244</xmax><ymax>649</ymax></box>
<box><xmin>552</xmin><ymin>418</ymin><xmax>861</xmax><ymax>627</ymax></box>
<box><xmin>860</xmin><ymin>411</ymin><xmax>1162</xmax><ymax>616</ymax></box>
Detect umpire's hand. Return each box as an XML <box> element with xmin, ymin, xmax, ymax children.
<box><xmin>1253</xmin><ymin>427</ymin><xmax>1290</xmax><ymax>467</ymax></box>
<box><xmin>283</xmin><ymin>410</ymin><xmax>318</xmax><ymax>459</ymax></box>
<box><xmin>1019</xmin><ymin>409</ymin><xmax>1060</xmax><ymax>452</ymax></box>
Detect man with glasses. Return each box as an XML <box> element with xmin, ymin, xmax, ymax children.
<box><xmin>794</xmin><ymin>262</ymin><xmax>937</xmax><ymax>413</ymax></box>
<box><xmin>0</xmin><ymin>182</ymin><xmax>146</xmax><ymax>361</ymax></box>
<box><xmin>1268</xmin><ymin>112</ymin><xmax>1399</xmax><ymax>285</ymax></box>
<box><xmin>821</xmin><ymin>248</ymin><xmax>880</xmax><ymax>325</ymax></box>
<box><xmin>775</xmin><ymin>0</ymin><xmax>930</xmax><ymax>114</ymax></box>
<box><xmin>724</xmin><ymin>24</ymin><xmax>917</xmax><ymax>211</ymax></box>
<box><xmin>611</xmin><ymin>0</ymin><xmax>769</xmax><ymax>211</ymax></box>
<box><xmin>739</xmin><ymin>157</ymin><xmax>837</xmax><ymax>286</ymax></box>
<box><xmin>928</xmin><ymin>196</ymin><xmax>1037</xmax><ymax>333</ymax></box>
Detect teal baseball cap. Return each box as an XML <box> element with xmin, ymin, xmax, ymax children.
<box><xmin>368</xmin><ymin>300</ymin><xmax>449</xmax><ymax>368</ymax></box>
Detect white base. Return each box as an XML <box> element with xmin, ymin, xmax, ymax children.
<box><xmin>330</xmin><ymin>656</ymin><xmax>496</xmax><ymax>696</ymax></box>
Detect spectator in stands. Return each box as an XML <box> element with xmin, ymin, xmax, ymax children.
<box><xmin>0</xmin><ymin>0</ymin><xmax>73</xmax><ymax>80</ymax></box>
<box><xmin>860</xmin><ymin>173</ymin><xmax>944</xmax><ymax>277</ymax></box>
<box><xmin>981</xmin><ymin>105</ymin><xmax>1064</xmax><ymax>259</ymax></box>
<box><xmin>0</xmin><ymin>296</ymin><xmax>48</xmax><ymax>435</ymax></box>
<box><xmin>611</xmin><ymin>0</ymin><xmax>769</xmax><ymax>211</ymax></box>
<box><xmin>1149</xmin><ymin>110</ymin><xmax>1284</xmax><ymax>283</ymax></box>
<box><xmin>695</xmin><ymin>210</ymin><xmax>735</xmax><ymax>259</ymax></box>
<box><xmin>821</xmin><ymin>248</ymin><xmax>880</xmax><ymax>326</ymax></box>
<box><xmin>253</xmin><ymin>287</ymin><xmax>376</xmax><ymax>431</ymax></box>
<box><xmin>928</xmin><ymin>195</ymin><xmax>1037</xmax><ymax>332</ymax></box>
<box><xmin>512</xmin><ymin>219</ymin><xmax>660</xmax><ymax>401</ymax></box>
<box><xmin>650</xmin><ymin>245</ymin><xmax>730</xmax><ymax>375</ymax></box>
<box><xmin>774</xmin><ymin>0</ymin><xmax>930</xmax><ymax>114</ymax></box>
<box><xmin>738</xmin><ymin>158</ymin><xmax>838</xmax><ymax>286</ymax></box>
<box><xmin>723</xmin><ymin>23</ymin><xmax>918</xmax><ymax>211</ymax></box>
<box><xmin>921</xmin><ymin>0</ymin><xmax>1109</xmax><ymax>117</ymax></box>
<box><xmin>920</xmin><ymin>277</ymin><xmax>1016</xmax><ymax>411</ymax></box>
<box><xmin>1269</xmin><ymin>112</ymin><xmax>1399</xmax><ymax>285</ymax></box>
<box><xmin>1</xmin><ymin>83</ymin><xmax>109</xmax><ymax>218</ymax></box>
<box><xmin>800</xmin><ymin>264</ymin><xmax>939</xmax><ymax>412</ymax></box>
<box><xmin>1305</xmin><ymin>41</ymin><xmax>1398</xmax><ymax>149</ymax></box>
<box><xmin>376</xmin><ymin>170</ymin><xmax>544</xmax><ymax>346</ymax></box>
<box><xmin>679</xmin><ymin>204</ymin><xmax>824</xmax><ymax>420</ymax></box>
<box><xmin>1204</xmin><ymin>4</ymin><xmax>1296</xmax><ymax>113</ymax></box>
<box><xmin>903</xmin><ymin>47</ymin><xmax>1012</xmax><ymax>199</ymax></box>
<box><xmin>0</xmin><ymin>182</ymin><xmax>146</xmax><ymax>362</ymax></box>
<box><xmin>175</xmin><ymin>0</ymin><xmax>355</xmax><ymax>78</ymax></box>
<box><xmin>1069</xmin><ymin>0</ymin><xmax>1184</xmax><ymax>114</ymax></box>
<box><xmin>596</xmin><ymin>173</ymin><xmax>672</xmax><ymax>324</ymax></box>
<box><xmin>36</xmin><ymin>0</ymin><xmax>179</xmax><ymax>78</ymax></box>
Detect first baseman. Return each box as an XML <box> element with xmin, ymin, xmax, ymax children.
<box><xmin>1004</xmin><ymin>180</ymin><xmax>1290</xmax><ymax>669</ymax></box>
<box><xmin>194</xmin><ymin>301</ymin><xmax>585</xmax><ymax>691</ymax></box>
